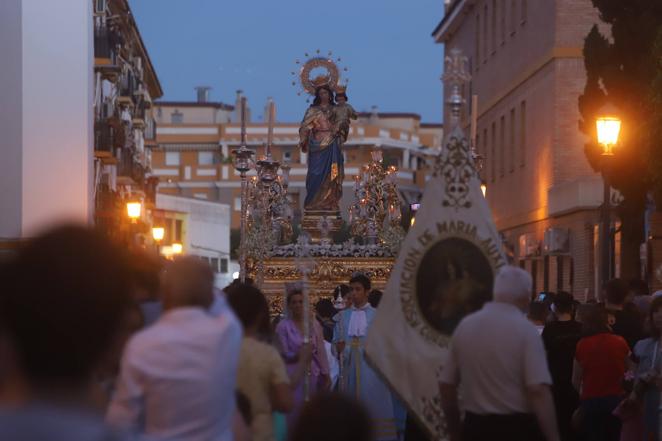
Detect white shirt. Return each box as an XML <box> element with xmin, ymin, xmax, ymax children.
<box><xmin>347</xmin><ymin>303</ymin><xmax>370</xmax><ymax>337</ymax></box>
<box><xmin>107</xmin><ymin>307</ymin><xmax>242</xmax><ymax>441</ymax></box>
<box><xmin>440</xmin><ymin>302</ymin><xmax>552</xmax><ymax>415</ymax></box>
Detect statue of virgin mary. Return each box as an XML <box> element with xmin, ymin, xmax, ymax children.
<box><xmin>298</xmin><ymin>84</ymin><xmax>344</xmax><ymax>212</ymax></box>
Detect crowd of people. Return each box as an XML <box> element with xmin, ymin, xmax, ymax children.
<box><xmin>2</xmin><ymin>224</ymin><xmax>662</xmax><ymax>441</ymax></box>
<box><xmin>441</xmin><ymin>267</ymin><xmax>662</xmax><ymax>441</ymax></box>
<box><xmin>0</xmin><ymin>225</ymin><xmax>397</xmax><ymax>441</ymax></box>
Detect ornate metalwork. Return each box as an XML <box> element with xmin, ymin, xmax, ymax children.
<box><xmin>442</xmin><ymin>48</ymin><xmax>471</xmax><ymax>128</ymax></box>
<box><xmin>291</xmin><ymin>50</ymin><xmax>349</xmax><ymax>97</ymax></box>
<box><xmin>348</xmin><ymin>150</ymin><xmax>405</xmax><ymax>250</ymax></box>
<box><xmin>253</xmin><ymin>255</ymin><xmax>395</xmax><ymax>307</ymax></box>
<box><xmin>434</xmin><ymin>135</ymin><xmax>476</xmax><ymax>210</ymax></box>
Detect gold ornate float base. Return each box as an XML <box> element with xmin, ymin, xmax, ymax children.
<box><xmin>250</xmin><ymin>255</ymin><xmax>395</xmax><ymax>315</ymax></box>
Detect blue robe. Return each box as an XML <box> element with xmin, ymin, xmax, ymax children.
<box><xmin>333</xmin><ymin>306</ymin><xmax>398</xmax><ymax>441</ymax></box>
<box><xmin>304</xmin><ymin>137</ymin><xmax>343</xmax><ymax>210</ymax></box>
<box><xmin>299</xmin><ymin>105</ymin><xmax>344</xmax><ymax>211</ymax></box>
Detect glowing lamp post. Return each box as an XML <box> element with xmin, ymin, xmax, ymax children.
<box><xmin>126</xmin><ymin>201</ymin><xmax>142</xmax><ymax>222</ymax></box>
<box><xmin>596</xmin><ymin>113</ymin><xmax>621</xmax><ymax>156</ymax></box>
<box><xmin>152</xmin><ymin>226</ymin><xmax>164</xmax><ymax>255</ymax></box>
<box><xmin>172</xmin><ymin>242</ymin><xmax>183</xmax><ymax>255</ymax></box>
<box><xmin>480</xmin><ymin>181</ymin><xmax>487</xmax><ymax>198</ymax></box>
<box><xmin>152</xmin><ymin>226</ymin><xmax>165</xmax><ymax>242</ymax></box>
<box><xmin>595</xmin><ymin>104</ymin><xmax>621</xmax><ymax>288</ymax></box>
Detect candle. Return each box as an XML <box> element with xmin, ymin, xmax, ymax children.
<box><xmin>266</xmin><ymin>100</ymin><xmax>275</xmax><ymax>158</ymax></box>
<box><xmin>240</xmin><ymin>97</ymin><xmax>247</xmax><ymax>146</ymax></box>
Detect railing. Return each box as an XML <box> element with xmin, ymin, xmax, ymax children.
<box><xmin>117</xmin><ymin>149</ymin><xmax>146</xmax><ymax>185</ymax></box>
<box><xmin>94</xmin><ymin>25</ymin><xmax>121</xmax><ymax>64</ymax></box>
<box><xmin>119</xmin><ymin>71</ymin><xmax>138</xmax><ymax>98</ymax></box>
<box><xmin>94</xmin><ymin>121</ymin><xmax>114</xmax><ymax>153</ymax></box>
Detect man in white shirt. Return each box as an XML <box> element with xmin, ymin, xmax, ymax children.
<box><xmin>439</xmin><ymin>266</ymin><xmax>560</xmax><ymax>441</ymax></box>
<box><xmin>107</xmin><ymin>257</ymin><xmax>241</xmax><ymax>441</ymax></box>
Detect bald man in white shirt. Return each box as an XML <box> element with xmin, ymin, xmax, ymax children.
<box><xmin>107</xmin><ymin>257</ymin><xmax>242</xmax><ymax>441</ymax></box>
<box><xmin>439</xmin><ymin>266</ymin><xmax>560</xmax><ymax>441</ymax></box>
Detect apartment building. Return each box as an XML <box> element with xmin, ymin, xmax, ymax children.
<box><xmin>434</xmin><ymin>0</ymin><xmax>609</xmax><ymax>299</ymax></box>
<box><xmin>92</xmin><ymin>0</ymin><xmax>163</xmax><ymax>238</ymax></box>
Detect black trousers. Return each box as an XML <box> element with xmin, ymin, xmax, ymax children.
<box><xmin>462</xmin><ymin>412</ymin><xmax>544</xmax><ymax>441</ymax></box>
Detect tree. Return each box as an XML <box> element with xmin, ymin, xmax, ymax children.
<box><xmin>578</xmin><ymin>0</ymin><xmax>662</xmax><ymax>280</ymax></box>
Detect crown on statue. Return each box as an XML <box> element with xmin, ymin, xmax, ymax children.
<box><xmin>311</xmin><ymin>75</ymin><xmax>331</xmax><ymax>88</ymax></box>
<box><xmin>335</xmin><ymin>84</ymin><xmax>347</xmax><ymax>94</ymax></box>
<box><xmin>292</xmin><ymin>51</ymin><xmax>348</xmax><ymax>97</ymax></box>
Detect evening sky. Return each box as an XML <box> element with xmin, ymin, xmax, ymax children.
<box><xmin>129</xmin><ymin>0</ymin><xmax>444</xmax><ymax>124</ymax></box>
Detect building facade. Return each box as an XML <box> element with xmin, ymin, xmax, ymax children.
<box><xmin>151</xmin><ymin>92</ymin><xmax>444</xmax><ymax>231</ymax></box>
<box><xmin>434</xmin><ymin>0</ymin><xmax>611</xmax><ymax>300</ymax></box>
<box><xmin>155</xmin><ymin>194</ymin><xmax>234</xmax><ymax>287</ymax></box>
<box><xmin>92</xmin><ymin>0</ymin><xmax>163</xmax><ymax>241</ymax></box>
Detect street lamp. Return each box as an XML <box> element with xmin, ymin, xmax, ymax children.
<box><xmin>126</xmin><ymin>201</ymin><xmax>142</xmax><ymax>222</ymax></box>
<box><xmin>152</xmin><ymin>226</ymin><xmax>164</xmax><ymax>254</ymax></box>
<box><xmin>172</xmin><ymin>242</ymin><xmax>183</xmax><ymax>255</ymax></box>
<box><xmin>152</xmin><ymin>226</ymin><xmax>165</xmax><ymax>242</ymax></box>
<box><xmin>596</xmin><ymin>104</ymin><xmax>621</xmax><ymax>288</ymax></box>
<box><xmin>480</xmin><ymin>181</ymin><xmax>487</xmax><ymax>198</ymax></box>
<box><xmin>596</xmin><ymin>109</ymin><xmax>621</xmax><ymax>156</ymax></box>
<box><xmin>232</xmin><ymin>96</ymin><xmax>256</xmax><ymax>284</ymax></box>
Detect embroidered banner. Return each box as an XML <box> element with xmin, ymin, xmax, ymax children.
<box><xmin>365</xmin><ymin>126</ymin><xmax>506</xmax><ymax>440</ymax></box>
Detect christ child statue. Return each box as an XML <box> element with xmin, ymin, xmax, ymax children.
<box><xmin>333</xmin><ymin>86</ymin><xmax>357</xmax><ymax>144</ymax></box>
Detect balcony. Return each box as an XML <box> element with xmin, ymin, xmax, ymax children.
<box><xmin>94</xmin><ymin>184</ymin><xmax>120</xmax><ymax>234</ymax></box>
<box><xmin>117</xmin><ymin>149</ymin><xmax>146</xmax><ymax>186</ymax></box>
<box><xmin>94</xmin><ymin>25</ymin><xmax>121</xmax><ymax>80</ymax></box>
<box><xmin>132</xmin><ymin>100</ymin><xmax>147</xmax><ymax>129</ymax></box>
<box><xmin>94</xmin><ymin>121</ymin><xmax>115</xmax><ymax>158</ymax></box>
<box><xmin>118</xmin><ymin>72</ymin><xmax>138</xmax><ymax>107</ymax></box>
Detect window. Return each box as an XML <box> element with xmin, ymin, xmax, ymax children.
<box><xmin>475</xmin><ymin>13</ymin><xmax>481</xmax><ymax>70</ymax></box>
<box><xmin>509</xmin><ymin>108</ymin><xmax>516</xmax><ymax>172</ymax></box>
<box><xmin>499</xmin><ymin>115</ymin><xmax>505</xmax><ymax>177</ymax></box>
<box><xmin>210</xmin><ymin>258</ymin><xmax>219</xmax><ymax>273</ymax></box>
<box><xmin>521</xmin><ymin>0</ymin><xmax>527</xmax><ymax>24</ymax></box>
<box><xmin>491</xmin><ymin>122</ymin><xmax>496</xmax><ymax>182</ymax></box>
<box><xmin>165</xmin><ymin>218</ymin><xmax>174</xmax><ymax>244</ymax></box>
<box><xmin>175</xmin><ymin>219</ymin><xmax>183</xmax><ymax>242</ymax></box>
<box><xmin>283</xmin><ymin>151</ymin><xmax>292</xmax><ymax>161</ymax></box>
<box><xmin>510</xmin><ymin>0</ymin><xmax>517</xmax><ymax>35</ymax></box>
<box><xmin>483</xmin><ymin>5</ymin><xmax>489</xmax><ymax>63</ymax></box>
<box><xmin>171</xmin><ymin>110</ymin><xmax>183</xmax><ymax>124</ymax></box>
<box><xmin>94</xmin><ymin>0</ymin><xmax>106</xmax><ymax>14</ymax></box>
<box><xmin>198</xmin><ymin>151</ymin><xmax>214</xmax><ymax>165</ymax></box>
<box><xmin>220</xmin><ymin>258</ymin><xmax>228</xmax><ymax>273</ymax></box>
<box><xmin>234</xmin><ymin>197</ymin><xmax>241</xmax><ymax>211</ymax></box>
<box><xmin>491</xmin><ymin>0</ymin><xmax>497</xmax><ymax>54</ymax></box>
<box><xmin>500</xmin><ymin>0</ymin><xmax>506</xmax><ymax>44</ymax></box>
<box><xmin>165</xmin><ymin>152</ymin><xmax>180</xmax><ymax>166</ymax></box>
<box><xmin>520</xmin><ymin>100</ymin><xmax>527</xmax><ymax>167</ymax></box>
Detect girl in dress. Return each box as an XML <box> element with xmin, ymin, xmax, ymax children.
<box><xmin>275</xmin><ymin>286</ymin><xmax>330</xmax><ymax>432</ymax></box>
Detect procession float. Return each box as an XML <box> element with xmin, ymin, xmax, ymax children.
<box><xmin>231</xmin><ymin>52</ymin><xmax>407</xmax><ymax>313</ymax></box>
